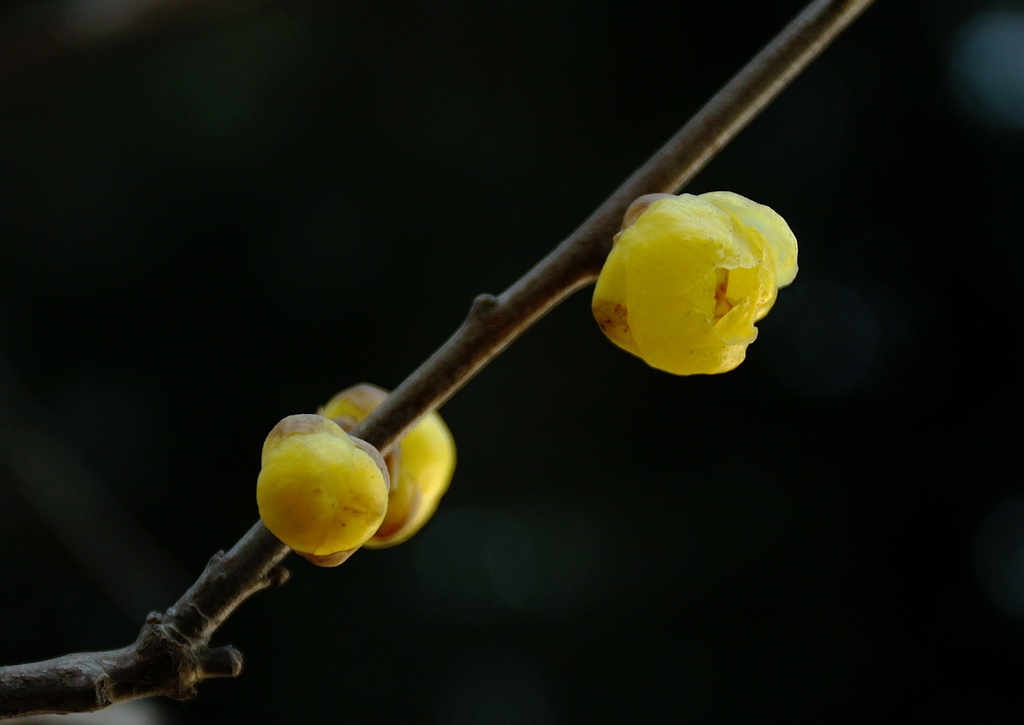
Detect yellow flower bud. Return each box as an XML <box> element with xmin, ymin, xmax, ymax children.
<box><xmin>319</xmin><ymin>383</ymin><xmax>456</xmax><ymax>548</ymax></box>
<box><xmin>592</xmin><ymin>191</ymin><xmax>798</xmax><ymax>375</ymax></box>
<box><xmin>256</xmin><ymin>414</ymin><xmax>390</xmax><ymax>567</ymax></box>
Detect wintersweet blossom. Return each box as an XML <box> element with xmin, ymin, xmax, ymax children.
<box><xmin>592</xmin><ymin>191</ymin><xmax>798</xmax><ymax>375</ymax></box>
<box><xmin>256</xmin><ymin>414</ymin><xmax>389</xmax><ymax>565</ymax></box>
<box><xmin>320</xmin><ymin>384</ymin><xmax>456</xmax><ymax>548</ymax></box>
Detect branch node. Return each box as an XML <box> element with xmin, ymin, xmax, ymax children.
<box><xmin>471</xmin><ymin>293</ymin><xmax>499</xmax><ymax>317</ymax></box>
<box><xmin>200</xmin><ymin>646</ymin><xmax>244</xmax><ymax>679</ymax></box>
<box><xmin>266</xmin><ymin>565</ymin><xmax>290</xmax><ymax>588</ymax></box>
<box><xmin>207</xmin><ymin>550</ymin><xmax>228</xmax><ymax>572</ymax></box>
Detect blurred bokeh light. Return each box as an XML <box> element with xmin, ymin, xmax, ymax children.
<box><xmin>950</xmin><ymin>10</ymin><xmax>1024</xmax><ymax>130</ymax></box>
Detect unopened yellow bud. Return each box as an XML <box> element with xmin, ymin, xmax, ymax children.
<box><xmin>256</xmin><ymin>414</ymin><xmax>390</xmax><ymax>566</ymax></box>
<box><xmin>319</xmin><ymin>383</ymin><xmax>456</xmax><ymax>548</ymax></box>
<box><xmin>592</xmin><ymin>191</ymin><xmax>798</xmax><ymax>375</ymax></box>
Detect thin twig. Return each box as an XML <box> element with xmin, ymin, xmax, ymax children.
<box><xmin>0</xmin><ymin>0</ymin><xmax>876</xmax><ymax>717</ymax></box>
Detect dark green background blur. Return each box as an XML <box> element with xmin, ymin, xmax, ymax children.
<box><xmin>2</xmin><ymin>1</ymin><xmax>1023</xmax><ymax>722</ymax></box>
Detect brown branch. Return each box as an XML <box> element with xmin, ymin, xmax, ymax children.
<box><xmin>0</xmin><ymin>529</ymin><xmax>289</xmax><ymax>717</ymax></box>
<box><xmin>0</xmin><ymin>0</ymin><xmax>876</xmax><ymax>718</ymax></box>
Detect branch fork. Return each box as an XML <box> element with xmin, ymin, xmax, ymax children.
<box><xmin>0</xmin><ymin>547</ymin><xmax>288</xmax><ymax>718</ymax></box>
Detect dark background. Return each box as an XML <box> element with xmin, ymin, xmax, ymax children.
<box><xmin>1</xmin><ymin>0</ymin><xmax>1023</xmax><ymax>722</ymax></box>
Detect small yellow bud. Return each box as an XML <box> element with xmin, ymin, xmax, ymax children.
<box><xmin>256</xmin><ymin>414</ymin><xmax>390</xmax><ymax>567</ymax></box>
<box><xmin>319</xmin><ymin>383</ymin><xmax>456</xmax><ymax>548</ymax></box>
<box><xmin>592</xmin><ymin>191</ymin><xmax>798</xmax><ymax>375</ymax></box>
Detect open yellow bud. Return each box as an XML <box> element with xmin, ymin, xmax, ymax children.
<box><xmin>319</xmin><ymin>383</ymin><xmax>456</xmax><ymax>548</ymax></box>
<box><xmin>592</xmin><ymin>191</ymin><xmax>798</xmax><ymax>375</ymax></box>
<box><xmin>256</xmin><ymin>414</ymin><xmax>390</xmax><ymax>566</ymax></box>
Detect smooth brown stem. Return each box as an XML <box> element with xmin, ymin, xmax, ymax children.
<box><xmin>0</xmin><ymin>0</ymin><xmax>876</xmax><ymax>717</ymax></box>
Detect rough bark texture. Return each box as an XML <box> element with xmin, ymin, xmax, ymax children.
<box><xmin>0</xmin><ymin>527</ymin><xmax>288</xmax><ymax>718</ymax></box>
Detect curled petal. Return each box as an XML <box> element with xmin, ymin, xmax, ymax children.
<box><xmin>703</xmin><ymin>191</ymin><xmax>799</xmax><ymax>287</ymax></box>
